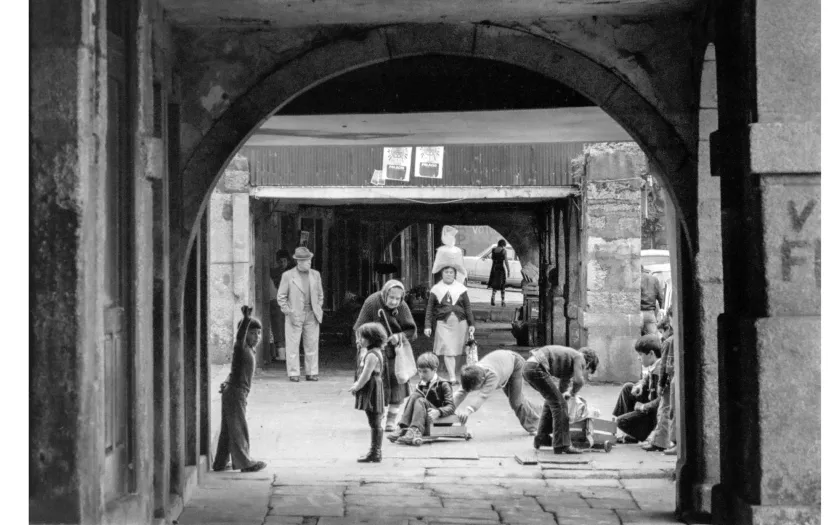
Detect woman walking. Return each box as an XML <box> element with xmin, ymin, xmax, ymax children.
<box><xmin>487</xmin><ymin>239</ymin><xmax>510</xmax><ymax>307</ymax></box>
<box><xmin>353</xmin><ymin>280</ymin><xmax>418</xmax><ymax>431</ymax></box>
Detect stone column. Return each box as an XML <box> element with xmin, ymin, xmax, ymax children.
<box><xmin>712</xmin><ymin>1</ymin><xmax>820</xmax><ymax>523</ymax></box>
<box><xmin>30</xmin><ymin>0</ymin><xmax>107</xmax><ymax>521</ymax></box>
<box><xmin>675</xmin><ymin>44</ymin><xmax>724</xmax><ymax>518</ymax></box>
<box><xmin>207</xmin><ymin>154</ymin><xmax>254</xmax><ymax>365</ymax></box>
<box><xmin>579</xmin><ymin>143</ymin><xmax>645</xmax><ymax>383</ymax></box>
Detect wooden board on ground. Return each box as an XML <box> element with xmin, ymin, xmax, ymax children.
<box><xmin>514</xmin><ymin>452</ymin><xmax>539</xmax><ymax>465</ymax></box>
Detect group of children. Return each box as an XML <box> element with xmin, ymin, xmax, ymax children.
<box><xmin>611</xmin><ymin>308</ymin><xmax>677</xmax><ymax>455</ymax></box>
<box><xmin>349</xmin><ymin>320</ymin><xmax>603</xmax><ymax>462</ymax></box>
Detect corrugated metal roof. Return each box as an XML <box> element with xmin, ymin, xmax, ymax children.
<box><xmin>243</xmin><ymin>143</ymin><xmax>585</xmax><ymax>188</ymax></box>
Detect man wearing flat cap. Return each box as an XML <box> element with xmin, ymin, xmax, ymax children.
<box><xmin>277</xmin><ymin>247</ymin><xmax>324</xmax><ymax>382</ymax></box>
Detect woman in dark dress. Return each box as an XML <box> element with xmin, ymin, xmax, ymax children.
<box><xmin>353</xmin><ymin>280</ymin><xmax>418</xmax><ymax>431</ymax></box>
<box><xmin>487</xmin><ymin>239</ymin><xmax>511</xmax><ymax>306</ymax></box>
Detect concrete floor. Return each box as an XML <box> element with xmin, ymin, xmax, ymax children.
<box><xmin>181</xmin><ymin>324</ymin><xmax>681</xmax><ymax>525</ymax></box>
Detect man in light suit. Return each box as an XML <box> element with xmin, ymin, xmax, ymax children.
<box><xmin>277</xmin><ymin>247</ymin><xmax>324</xmax><ymax>382</ymax></box>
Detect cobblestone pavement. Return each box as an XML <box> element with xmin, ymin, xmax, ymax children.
<box><xmin>179</xmin><ymin>353</ymin><xmax>681</xmax><ymax>525</ymax></box>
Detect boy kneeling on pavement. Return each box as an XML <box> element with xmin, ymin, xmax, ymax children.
<box><xmin>612</xmin><ymin>334</ymin><xmax>662</xmax><ymax>445</ymax></box>
<box><xmin>389</xmin><ymin>352</ymin><xmax>456</xmax><ymax>446</ymax></box>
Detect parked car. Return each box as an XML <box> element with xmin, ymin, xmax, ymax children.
<box><xmin>641</xmin><ymin>249</ymin><xmax>670</xmax><ymax>268</ymax></box>
<box><xmin>463</xmin><ymin>245</ymin><xmax>523</xmax><ymax>288</ymax></box>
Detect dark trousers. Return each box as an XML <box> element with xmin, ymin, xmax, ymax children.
<box><xmin>398</xmin><ymin>393</ymin><xmax>434</xmax><ymax>435</ymax></box>
<box><xmin>613</xmin><ymin>382</ymin><xmax>656</xmax><ymax>441</ymax></box>
<box><xmin>213</xmin><ymin>386</ymin><xmax>256</xmax><ymax>470</ymax></box>
<box><xmin>269</xmin><ymin>300</ymin><xmax>285</xmax><ymax>358</ymax></box>
<box><xmin>504</xmin><ymin>355</ymin><xmax>542</xmax><ymax>433</ymax></box>
<box><xmin>523</xmin><ymin>361</ymin><xmax>571</xmax><ymax>448</ymax></box>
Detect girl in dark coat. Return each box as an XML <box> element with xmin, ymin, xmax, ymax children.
<box><xmin>487</xmin><ymin>239</ymin><xmax>510</xmax><ymax>306</ymax></box>
<box><xmin>349</xmin><ymin>322</ymin><xmax>388</xmax><ymax>463</ymax></box>
<box><xmin>353</xmin><ymin>280</ymin><xmax>418</xmax><ymax>431</ymax></box>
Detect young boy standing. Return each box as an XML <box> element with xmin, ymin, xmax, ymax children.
<box><xmin>452</xmin><ymin>349</ymin><xmax>541</xmax><ymax>433</ymax></box>
<box><xmin>389</xmin><ymin>353</ymin><xmax>456</xmax><ymax>446</ymax></box>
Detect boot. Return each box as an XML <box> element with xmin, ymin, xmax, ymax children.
<box><xmin>490</xmin><ymin>292</ymin><xmax>496</xmax><ymax>306</ymax></box>
<box><xmin>357</xmin><ymin>427</ymin><xmax>383</xmax><ymax>463</ymax></box>
<box><xmin>500</xmin><ymin>292</ymin><xmax>506</xmax><ymax>307</ymax></box>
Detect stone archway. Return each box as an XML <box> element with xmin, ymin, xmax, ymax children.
<box><xmin>174</xmin><ymin>22</ymin><xmax>707</xmax><ymax>517</ymax></box>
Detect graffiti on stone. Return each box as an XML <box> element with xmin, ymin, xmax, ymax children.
<box><xmin>780</xmin><ymin>199</ymin><xmax>820</xmax><ymax>288</ymax></box>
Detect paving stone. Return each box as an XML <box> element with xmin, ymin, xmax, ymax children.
<box><xmin>543</xmin><ymin>470</ymin><xmax>619</xmax><ymax>479</ymax></box>
<box><xmin>264</xmin><ymin>517</ymin><xmax>305</xmax><ymax>525</ymax></box>
<box><xmin>427</xmin><ymin>467</ymin><xmax>543</xmax><ymax>479</ymax></box>
<box><xmin>579</xmin><ymin>487</ymin><xmax>633</xmax><ymax>499</ymax></box>
<box><xmin>497</xmin><ymin>509</ymin><xmax>558</xmax><ymax>525</ymax></box>
<box><xmin>346</xmin><ymin>486</ymin><xmax>433</xmax><ymax>497</ymax></box>
<box><xmin>584</xmin><ymin>497</ymin><xmax>639</xmax><ymax>510</ymax></box>
<box><xmin>620</xmin><ymin>479</ymin><xmax>674</xmax><ymax>491</ymax></box>
<box><xmin>429</xmin><ymin>484</ymin><xmax>513</xmax><ymax>499</ymax></box>
<box><xmin>267</xmin><ymin>494</ymin><xmax>344</xmax><ymax>517</ymax></box>
<box><xmin>625</xmin><ymin>490</ymin><xmax>674</xmax><ymax>513</ymax></box>
<box><xmin>545</xmin><ymin>479</ymin><xmax>622</xmax><ymax>489</ymax></box>
<box><xmin>345</xmin><ymin>495</ymin><xmax>442</xmax><ymax>507</ymax></box>
<box><xmin>440</xmin><ymin>498</ymin><xmax>493</xmax><ymax>509</ymax></box>
<box><xmin>491</xmin><ymin>497</ymin><xmax>544</xmax><ymax>513</ymax></box>
<box><xmin>345</xmin><ymin>505</ymin><xmax>499</xmax><ymax>521</ymax></box>
<box><xmin>316</xmin><ymin>518</ymin><xmax>410</xmax><ymax>525</ymax></box>
<box><xmin>554</xmin><ymin>507</ymin><xmax>621</xmax><ymax>525</ymax></box>
<box><xmin>541</xmin><ymin>463</ymin><xmax>598</xmax><ymax>470</ymax></box>
<box><xmin>273</xmin><ymin>486</ymin><xmax>347</xmax><ymax>496</ymax></box>
<box><xmin>536</xmin><ymin>494</ymin><xmax>592</xmax><ymax>511</ymax></box>
<box><xmin>614</xmin><ymin>509</ymin><xmax>681</xmax><ymax>524</ymax></box>
<box><xmin>514</xmin><ymin>452</ymin><xmax>539</xmax><ymax>465</ymax></box>
<box><xmin>618</xmin><ymin>468</ymin><xmax>672</xmax><ymax>479</ymax></box>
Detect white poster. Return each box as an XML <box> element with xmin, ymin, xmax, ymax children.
<box><xmin>370</xmin><ymin>169</ymin><xmax>385</xmax><ymax>186</ymax></box>
<box><xmin>414</xmin><ymin>146</ymin><xmax>444</xmax><ymax>179</ymax></box>
<box><xmin>382</xmin><ymin>147</ymin><xmax>412</xmax><ymax>182</ymax></box>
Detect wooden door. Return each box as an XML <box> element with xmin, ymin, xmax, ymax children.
<box><xmin>103</xmin><ymin>0</ymin><xmax>134</xmax><ymax>501</ymax></box>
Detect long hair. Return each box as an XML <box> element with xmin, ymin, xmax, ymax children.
<box><xmin>356</xmin><ymin>322</ymin><xmax>388</xmax><ymax>349</ymax></box>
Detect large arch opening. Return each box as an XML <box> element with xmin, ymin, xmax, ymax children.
<box><xmin>182</xmin><ymin>26</ymin><xmax>702</xmax><ymax>520</ymax></box>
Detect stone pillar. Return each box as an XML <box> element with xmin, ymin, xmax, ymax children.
<box><xmin>30</xmin><ymin>0</ymin><xmax>107</xmax><ymax>521</ymax></box>
<box><xmin>580</xmin><ymin>143</ymin><xmax>645</xmax><ymax>383</ymax></box>
<box><xmin>674</xmin><ymin>44</ymin><xmax>724</xmax><ymax>518</ymax></box>
<box><xmin>712</xmin><ymin>1</ymin><xmax>820</xmax><ymax>523</ymax></box>
<box><xmin>550</xmin><ymin>200</ymin><xmax>567</xmax><ymax>345</ymax></box>
<box><xmin>566</xmin><ymin>197</ymin><xmax>583</xmax><ymax>348</ymax></box>
<box><xmin>207</xmin><ymin>154</ymin><xmax>254</xmax><ymax>365</ymax></box>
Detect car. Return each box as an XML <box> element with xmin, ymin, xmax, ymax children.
<box><xmin>463</xmin><ymin>245</ymin><xmax>523</xmax><ymax>287</ymax></box>
<box><xmin>641</xmin><ymin>249</ymin><xmax>670</xmax><ymax>268</ymax></box>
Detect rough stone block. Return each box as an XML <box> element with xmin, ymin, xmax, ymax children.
<box><xmin>750</xmin><ymin>122</ymin><xmax>821</xmax><ymax>174</ymax></box>
<box><xmin>584</xmin><ymin>144</ymin><xmax>649</xmax><ymax>182</ymax></box>
<box><xmin>496</xmin><ymin>509</ymin><xmax>556</xmax><ymax>524</ymax></box>
<box><xmin>344</xmin><ymin>495</ymin><xmax>441</xmax><ymax>508</ymax></box>
<box><xmin>584</xmin><ymin>497</ymin><xmax>639</xmax><ymax>510</ymax></box>
<box><xmin>759</xmin><ymin>176</ymin><xmax>820</xmax><ymax>316</ymax></box>
<box><xmin>614</xmin><ymin>510</ymin><xmax>677</xmax><ymax>523</ymax></box>
<box><xmin>554</xmin><ymin>507</ymin><xmax>621</xmax><ymax>525</ymax></box>
<box><xmin>751</xmin><ymin>316</ymin><xmax>821</xmax><ymax>506</ymax></box>
<box><xmin>755</xmin><ymin>0</ymin><xmax>820</xmax><ymax>121</ymax></box>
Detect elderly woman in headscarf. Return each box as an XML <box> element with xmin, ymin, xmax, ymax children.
<box><xmin>353</xmin><ymin>280</ymin><xmax>418</xmax><ymax>431</ymax></box>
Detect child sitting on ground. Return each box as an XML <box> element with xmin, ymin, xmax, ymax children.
<box><xmin>612</xmin><ymin>334</ymin><xmax>662</xmax><ymax>444</ymax></box>
<box><xmin>389</xmin><ymin>352</ymin><xmax>456</xmax><ymax>446</ymax></box>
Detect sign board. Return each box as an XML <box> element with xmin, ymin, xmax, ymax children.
<box><xmin>382</xmin><ymin>147</ymin><xmax>412</xmax><ymax>182</ymax></box>
<box><xmin>370</xmin><ymin>169</ymin><xmax>385</xmax><ymax>186</ymax></box>
<box><xmin>414</xmin><ymin>146</ymin><xmax>444</xmax><ymax>179</ymax></box>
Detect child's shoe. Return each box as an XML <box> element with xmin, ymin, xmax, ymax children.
<box><xmin>388</xmin><ymin>427</ymin><xmax>407</xmax><ymax>443</ymax></box>
<box><xmin>398</xmin><ymin>427</ymin><xmax>423</xmax><ymax>446</ymax></box>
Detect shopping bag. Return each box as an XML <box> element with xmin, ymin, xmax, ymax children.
<box><xmin>465</xmin><ymin>338</ymin><xmax>479</xmax><ymax>366</ymax></box>
<box><xmin>394</xmin><ymin>334</ymin><xmax>417</xmax><ymax>384</ymax></box>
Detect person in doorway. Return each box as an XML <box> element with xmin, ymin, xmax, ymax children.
<box><xmin>425</xmin><ymin>267</ymin><xmax>475</xmax><ymax>384</ymax></box>
<box><xmin>268</xmin><ymin>248</ymin><xmax>292</xmax><ymax>363</ymax></box>
<box><xmin>525</xmin><ymin>345</ymin><xmax>600</xmax><ymax>455</ymax></box>
<box><xmin>389</xmin><ymin>352</ymin><xmax>456</xmax><ymax>446</ymax></box>
<box><xmin>353</xmin><ymin>279</ymin><xmax>418</xmax><ymax>431</ymax></box>
<box><xmin>487</xmin><ymin>239</ymin><xmax>511</xmax><ymax>307</ymax></box>
<box><xmin>349</xmin><ymin>322</ymin><xmax>388</xmax><ymax>463</ymax></box>
<box><xmin>277</xmin><ymin>246</ymin><xmax>324</xmax><ymax>382</ymax></box>
<box><xmin>452</xmin><ymin>349</ymin><xmax>542</xmax><ymax>434</ymax></box>
<box><xmin>650</xmin><ymin>309</ymin><xmax>678</xmax><ymax>455</ymax></box>
<box><xmin>640</xmin><ymin>268</ymin><xmax>665</xmax><ymax>335</ymax></box>
<box><xmin>612</xmin><ymin>334</ymin><xmax>662</xmax><ymax>443</ymax></box>
<box><xmin>212</xmin><ymin>306</ymin><xmax>267</xmax><ymax>473</ymax></box>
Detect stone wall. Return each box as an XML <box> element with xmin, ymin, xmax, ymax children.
<box><xmin>579</xmin><ymin>143</ymin><xmax>647</xmax><ymax>383</ymax></box>
<box><xmin>207</xmin><ymin>154</ymin><xmax>253</xmax><ymax>365</ymax></box>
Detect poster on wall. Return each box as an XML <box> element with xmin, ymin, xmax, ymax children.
<box><xmin>414</xmin><ymin>146</ymin><xmax>444</xmax><ymax>178</ymax></box>
<box><xmin>382</xmin><ymin>147</ymin><xmax>412</xmax><ymax>181</ymax></box>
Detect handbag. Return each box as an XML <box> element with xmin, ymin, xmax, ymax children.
<box><xmin>464</xmin><ymin>338</ymin><xmax>479</xmax><ymax>366</ymax></box>
<box><xmin>378</xmin><ymin>309</ymin><xmax>416</xmax><ymax>384</ymax></box>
